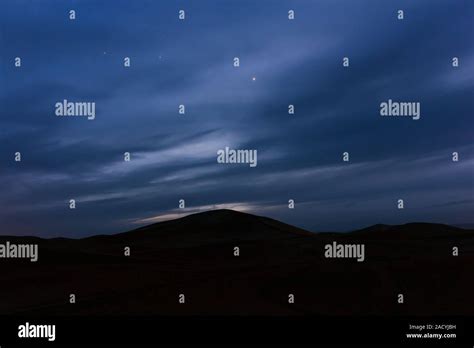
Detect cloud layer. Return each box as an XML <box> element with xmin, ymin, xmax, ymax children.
<box><xmin>1</xmin><ymin>0</ymin><xmax>473</xmax><ymax>236</ymax></box>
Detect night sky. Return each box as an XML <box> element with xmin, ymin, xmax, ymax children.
<box><xmin>1</xmin><ymin>0</ymin><xmax>473</xmax><ymax>237</ymax></box>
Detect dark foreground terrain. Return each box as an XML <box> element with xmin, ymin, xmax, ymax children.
<box><xmin>1</xmin><ymin>209</ymin><xmax>473</xmax><ymax>316</ymax></box>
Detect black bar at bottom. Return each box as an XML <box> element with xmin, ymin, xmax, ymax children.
<box><xmin>0</xmin><ymin>316</ymin><xmax>472</xmax><ymax>345</ymax></box>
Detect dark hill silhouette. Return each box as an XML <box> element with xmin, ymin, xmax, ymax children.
<box><xmin>348</xmin><ymin>222</ymin><xmax>472</xmax><ymax>240</ymax></box>
<box><xmin>82</xmin><ymin>209</ymin><xmax>313</xmax><ymax>248</ymax></box>
<box><xmin>1</xmin><ymin>209</ymin><xmax>469</xmax><ymax>244</ymax></box>
<box><xmin>0</xmin><ymin>209</ymin><xmax>473</xmax><ymax>316</ymax></box>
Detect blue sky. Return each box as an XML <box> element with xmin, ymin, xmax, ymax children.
<box><xmin>0</xmin><ymin>0</ymin><xmax>473</xmax><ymax>237</ymax></box>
